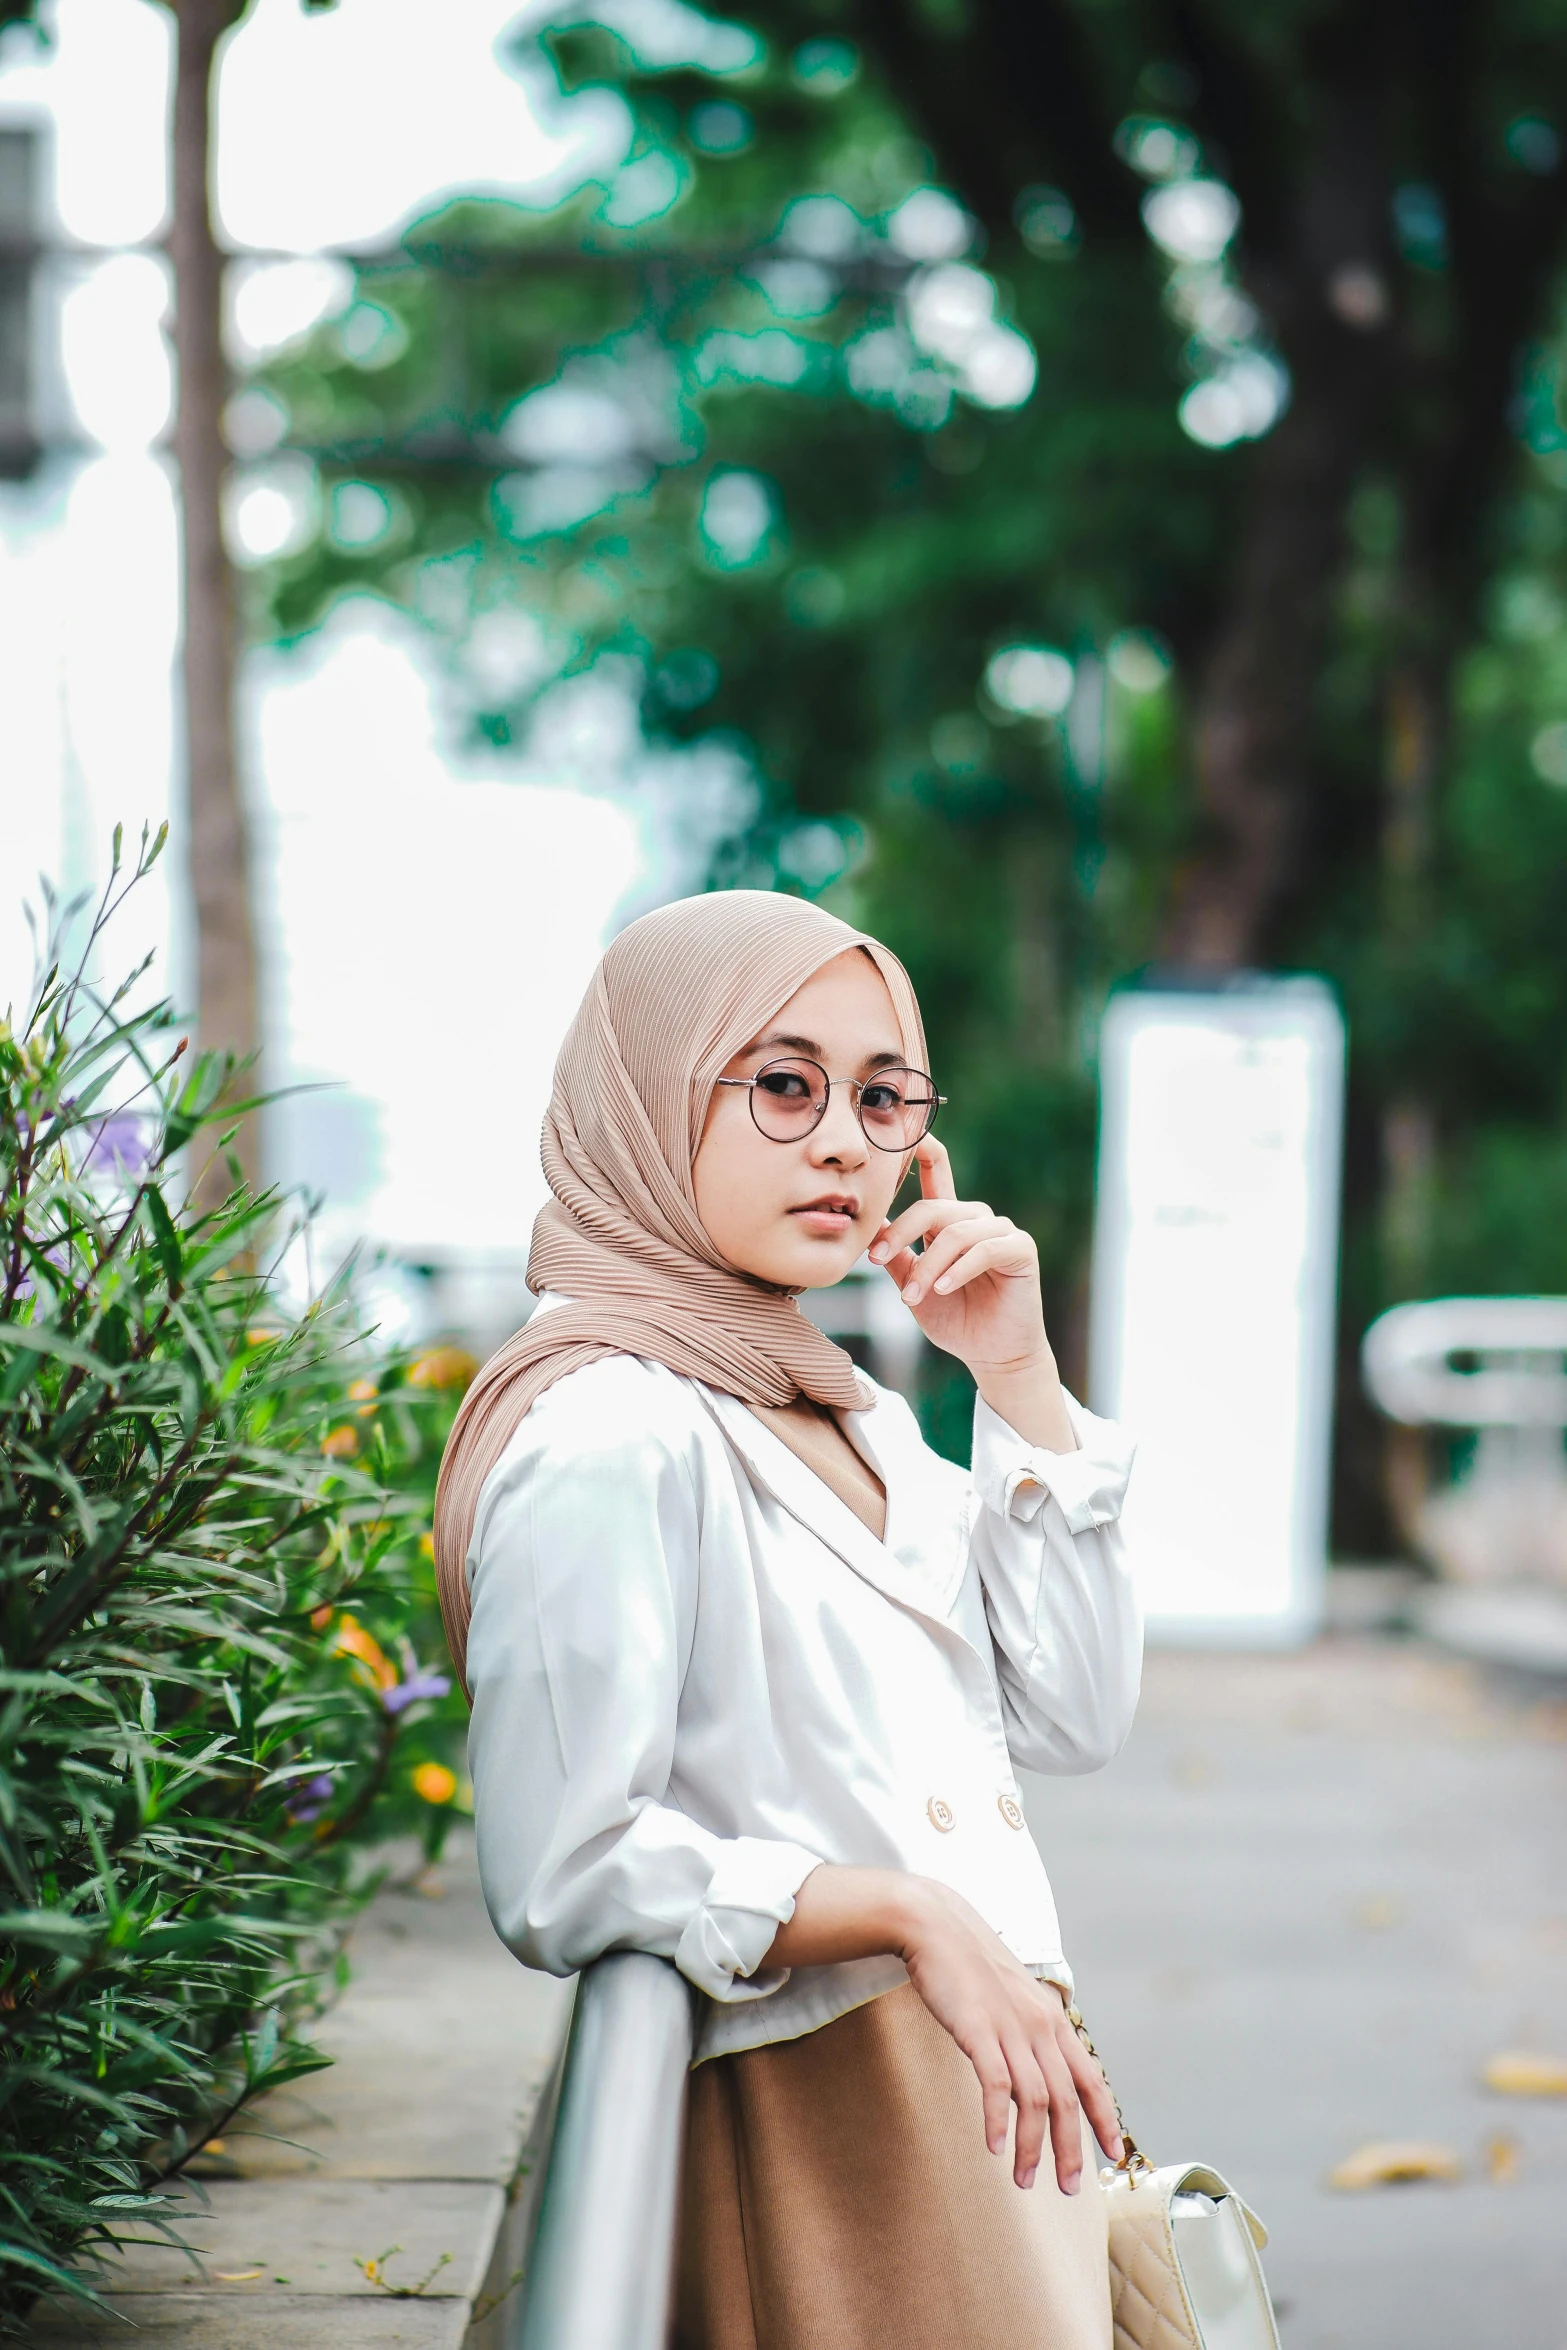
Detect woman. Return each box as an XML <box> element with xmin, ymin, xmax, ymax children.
<box><xmin>434</xmin><ymin>889</ymin><xmax>1142</xmax><ymax>2350</ymax></box>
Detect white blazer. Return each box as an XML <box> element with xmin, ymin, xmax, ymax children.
<box><xmin>465</xmin><ymin>1303</ymin><xmax>1141</xmax><ymax>2062</ymax></box>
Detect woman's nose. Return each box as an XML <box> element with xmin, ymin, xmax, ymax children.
<box><xmin>808</xmin><ymin>1085</ymin><xmax>868</xmax><ymax>1164</ymax></box>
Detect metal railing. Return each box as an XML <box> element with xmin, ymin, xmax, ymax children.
<box><xmin>516</xmin><ymin>1953</ymin><xmax>695</xmax><ymax>2350</ymax></box>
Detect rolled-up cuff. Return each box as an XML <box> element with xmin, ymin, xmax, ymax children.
<box><xmin>972</xmin><ymin>1394</ymin><xmax>1136</xmax><ymax>1536</ymax></box>
<box><xmin>674</xmin><ymin>1838</ymin><xmax>823</xmax><ymax>2004</ymax></box>
<box><xmin>1029</xmin><ymin>1959</ymin><xmax>1076</xmax><ymax>2001</ymax></box>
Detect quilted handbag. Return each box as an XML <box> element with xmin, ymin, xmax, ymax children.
<box><xmin>1068</xmin><ymin>2008</ymin><xmax>1282</xmax><ymax>2350</ymax></box>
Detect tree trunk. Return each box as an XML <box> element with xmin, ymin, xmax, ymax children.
<box><xmin>168</xmin><ymin>0</ymin><xmax>256</xmax><ymax>1191</ymax></box>
<box><xmin>1162</xmin><ymin>26</ymin><xmax>1396</xmax><ymax>973</ymax></box>
<box><xmin>1160</xmin><ymin>393</ymin><xmax>1366</xmax><ymax>970</ymax></box>
<box><xmin>1377</xmin><ymin>654</ymin><xmax>1442</xmax><ymax>1286</ymax></box>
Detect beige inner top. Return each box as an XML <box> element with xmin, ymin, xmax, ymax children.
<box><xmin>748</xmin><ymin>1394</ymin><xmax>888</xmax><ymax>1542</ymax></box>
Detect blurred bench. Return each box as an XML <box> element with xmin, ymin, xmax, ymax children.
<box><xmin>1362</xmin><ymin>1295</ymin><xmax>1567</xmax><ymax>1670</ymax></box>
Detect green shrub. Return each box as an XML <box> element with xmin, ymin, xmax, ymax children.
<box><xmin>0</xmin><ymin>831</ymin><xmax>467</xmax><ymax>2329</ymax></box>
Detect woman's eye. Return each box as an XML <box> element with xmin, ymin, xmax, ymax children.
<box><xmin>861</xmin><ymin>1083</ymin><xmax>902</xmax><ymax>1113</ymax></box>
<box><xmin>759</xmin><ymin>1071</ymin><xmax>811</xmax><ymax>1100</ymax></box>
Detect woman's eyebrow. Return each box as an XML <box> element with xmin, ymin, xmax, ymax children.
<box><xmin>746</xmin><ymin>1032</ymin><xmax>907</xmax><ymax>1071</ymax></box>
<box><xmin>751</xmin><ymin>1031</ymin><xmax>821</xmax><ymax>1056</ymax></box>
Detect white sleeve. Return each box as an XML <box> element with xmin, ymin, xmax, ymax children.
<box><xmin>465</xmin><ymin>1391</ymin><xmax>822</xmax><ymax>2002</ymax></box>
<box><xmin>968</xmin><ymin>1390</ymin><xmax>1143</xmax><ymax>1775</ymax></box>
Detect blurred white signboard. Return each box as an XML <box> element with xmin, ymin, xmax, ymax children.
<box><xmin>1089</xmin><ymin>980</ymin><xmax>1345</xmax><ymax>1644</ymax></box>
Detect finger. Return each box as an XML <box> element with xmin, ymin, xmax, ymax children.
<box><xmin>870</xmin><ymin>1197</ymin><xmax>974</xmax><ymax>1259</ymax></box>
<box><xmin>930</xmin><ymin>1233</ymin><xmax>1034</xmax><ymax>1297</ymax></box>
<box><xmin>968</xmin><ymin>2039</ymin><xmax>1014</xmax><ymax>2161</ymax></box>
<box><xmin>1040</xmin><ymin>2045</ymin><xmax>1084</xmax><ymax>2195</ymax></box>
<box><xmin>869</xmin><ymin>1195</ymin><xmax>985</xmax><ymax>1262</ymax></box>
<box><xmin>1060</xmin><ymin>2028</ymin><xmax>1123</xmax><ymax>2161</ymax></box>
<box><xmin>898</xmin><ymin>1217</ymin><xmax>1000</xmax><ymax>1302</ymax></box>
<box><xmin>880</xmin><ymin>1244</ymin><xmax>920</xmax><ymax>1292</ymax></box>
<box><xmin>916</xmin><ymin>1134</ymin><xmax>957</xmax><ymax>1201</ymax></box>
<box><xmin>1002</xmin><ymin>2037</ymin><xmax>1050</xmax><ymax>2190</ymax></box>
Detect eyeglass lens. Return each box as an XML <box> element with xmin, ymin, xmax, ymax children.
<box><xmin>750</xmin><ymin>1058</ymin><xmax>938</xmax><ymax>1150</ymax></box>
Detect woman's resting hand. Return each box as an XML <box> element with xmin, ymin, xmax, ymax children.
<box><xmin>762</xmin><ymin>1865</ymin><xmax>1122</xmax><ymax>2193</ymax></box>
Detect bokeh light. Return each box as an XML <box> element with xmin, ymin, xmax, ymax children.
<box><xmin>1142</xmin><ymin>177</ymin><xmax>1240</xmax><ymax>264</ymax></box>
<box><xmin>60</xmin><ymin>254</ymin><xmax>171</xmax><ymax>451</ymax></box>
<box><xmin>985</xmin><ymin>644</ymin><xmax>1075</xmax><ymax>717</ymax></box>
<box><xmin>904</xmin><ymin>265</ymin><xmax>1037</xmax><ymax>410</ymax></box>
<box><xmin>1530</xmin><ymin>720</ymin><xmax>1567</xmax><ymax>785</ymax></box>
<box><xmin>886</xmin><ymin>186</ymin><xmax>972</xmax><ymax>261</ymax></box>
<box><xmin>700</xmin><ymin>468</ymin><xmax>775</xmax><ymax>566</ymax></box>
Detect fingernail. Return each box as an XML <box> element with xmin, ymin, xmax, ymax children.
<box><xmin>1064</xmin><ymin>2173</ymin><xmax>1081</xmax><ymax>2196</ymax></box>
<box><xmin>1019</xmin><ymin>2167</ymin><xmax>1037</xmax><ymax>2191</ymax></box>
<box><xmin>902</xmin><ymin>1283</ymin><xmax>919</xmax><ymax>1302</ymax></box>
<box><xmin>869</xmin><ymin>1243</ymin><xmax>886</xmax><ymax>1262</ymax></box>
<box><xmin>934</xmin><ymin>1275</ymin><xmax>952</xmax><ymax>1293</ymax></box>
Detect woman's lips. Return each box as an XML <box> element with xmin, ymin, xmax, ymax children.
<box><xmin>790</xmin><ymin>1202</ymin><xmax>858</xmax><ymax>1235</ymax></box>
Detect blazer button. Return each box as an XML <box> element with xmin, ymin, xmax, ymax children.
<box><xmin>926</xmin><ymin>1796</ymin><xmax>956</xmax><ymax>1833</ymax></box>
<box><xmin>998</xmin><ymin>1794</ymin><xmax>1025</xmax><ymax>1831</ymax></box>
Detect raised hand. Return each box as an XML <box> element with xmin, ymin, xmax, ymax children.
<box><xmin>868</xmin><ymin>1137</ymin><xmax>1076</xmax><ymax>1453</ymax></box>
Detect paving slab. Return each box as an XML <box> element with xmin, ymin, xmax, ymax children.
<box><xmin>1026</xmin><ymin>1635</ymin><xmax>1567</xmax><ymax>2350</ymax></box>
<box><xmin>92</xmin><ymin>2178</ymin><xmax>503</xmax><ymax>2301</ymax></box>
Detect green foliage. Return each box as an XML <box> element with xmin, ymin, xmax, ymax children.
<box><xmin>0</xmin><ymin>831</ymin><xmax>464</xmax><ymax>2328</ymax></box>
<box><xmin>242</xmin><ymin>1</ymin><xmax>1567</xmax><ymax>1516</ymax></box>
<box><xmin>250</xmin><ymin>17</ymin><xmax>1206</xmax><ymax>1429</ymax></box>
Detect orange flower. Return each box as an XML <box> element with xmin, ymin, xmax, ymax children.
<box><xmin>412</xmin><ymin>1762</ymin><xmax>458</xmax><ymax>1805</ymax></box>
<box><xmin>320</xmin><ymin>1425</ymin><xmax>359</xmax><ymax>1459</ymax></box>
<box><xmin>310</xmin><ymin>1604</ymin><xmax>334</xmax><ymax>1631</ymax></box>
<box><xmin>418</xmin><ymin>1532</ymin><xmax>435</xmax><ymax>1561</ymax></box>
<box><xmin>349</xmin><ymin>1376</ymin><xmax>379</xmax><ymax>1418</ymax></box>
<box><xmin>334</xmin><ymin>1613</ymin><xmax>396</xmax><ymax>1691</ymax></box>
<box><xmin>408</xmin><ymin>1345</ymin><xmax>479</xmax><ymax>1392</ymax></box>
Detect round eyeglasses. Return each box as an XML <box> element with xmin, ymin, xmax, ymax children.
<box><xmin>714</xmin><ymin>1057</ymin><xmax>945</xmax><ymax>1152</ymax></box>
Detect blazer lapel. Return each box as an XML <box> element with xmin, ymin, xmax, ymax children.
<box><xmin>842</xmin><ymin>1390</ymin><xmax>973</xmax><ymax>1617</ymax></box>
<box><xmin>695</xmin><ymin>1385</ymin><xmax>971</xmax><ymax>1623</ymax></box>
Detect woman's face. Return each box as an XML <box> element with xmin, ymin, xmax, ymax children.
<box><xmin>693</xmin><ymin>949</ymin><xmax>912</xmax><ymax>1289</ymax></box>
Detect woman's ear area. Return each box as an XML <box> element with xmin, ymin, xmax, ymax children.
<box><xmin>690</xmin><ymin>1028</ymin><xmax>764</xmax><ymax>1166</ymax></box>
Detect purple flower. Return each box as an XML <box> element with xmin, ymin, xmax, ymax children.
<box><xmin>285</xmin><ymin>1772</ymin><xmax>335</xmax><ymax>1824</ymax></box>
<box><xmin>381</xmin><ymin>1673</ymin><xmax>450</xmax><ymax>1716</ymax></box>
<box><xmin>82</xmin><ymin>1113</ymin><xmax>156</xmax><ymax>1181</ymax></box>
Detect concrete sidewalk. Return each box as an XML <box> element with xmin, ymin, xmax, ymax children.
<box><xmin>1025</xmin><ymin>1635</ymin><xmax>1567</xmax><ymax>2350</ymax></box>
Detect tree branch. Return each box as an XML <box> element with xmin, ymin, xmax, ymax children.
<box><xmin>840</xmin><ymin>0</ymin><xmax>1143</xmax><ymax>247</ymax></box>
<box><xmin>1158</xmin><ymin>0</ymin><xmax>1296</xmax><ymax>257</ymax></box>
<box><xmin>1410</xmin><ymin>0</ymin><xmax>1567</xmax><ymax>616</ymax></box>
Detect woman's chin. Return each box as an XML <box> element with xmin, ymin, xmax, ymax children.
<box><xmin>725</xmin><ymin>1219</ymin><xmax>871</xmax><ymax>1291</ymax></box>
<box><xmin>780</xmin><ymin>1237</ymin><xmax>864</xmax><ymax>1290</ymax></box>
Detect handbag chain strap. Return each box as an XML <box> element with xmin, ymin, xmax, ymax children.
<box><xmin>1066</xmin><ymin>2003</ymin><xmax>1155</xmax><ymax>2178</ymax></box>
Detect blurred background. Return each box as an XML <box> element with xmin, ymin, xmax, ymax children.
<box><xmin>0</xmin><ymin>1</ymin><xmax>1564</xmax><ymax>2342</ymax></box>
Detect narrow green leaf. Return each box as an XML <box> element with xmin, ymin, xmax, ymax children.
<box><xmin>142</xmin><ymin>1184</ymin><xmax>182</xmax><ymax>1293</ymax></box>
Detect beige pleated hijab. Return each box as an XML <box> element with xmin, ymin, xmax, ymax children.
<box><xmin>432</xmin><ymin>889</ymin><xmax>928</xmax><ymax>1697</ymax></box>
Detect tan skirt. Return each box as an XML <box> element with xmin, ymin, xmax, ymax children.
<box><xmin>675</xmin><ymin>1984</ymin><xmax>1112</xmax><ymax>2350</ymax></box>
